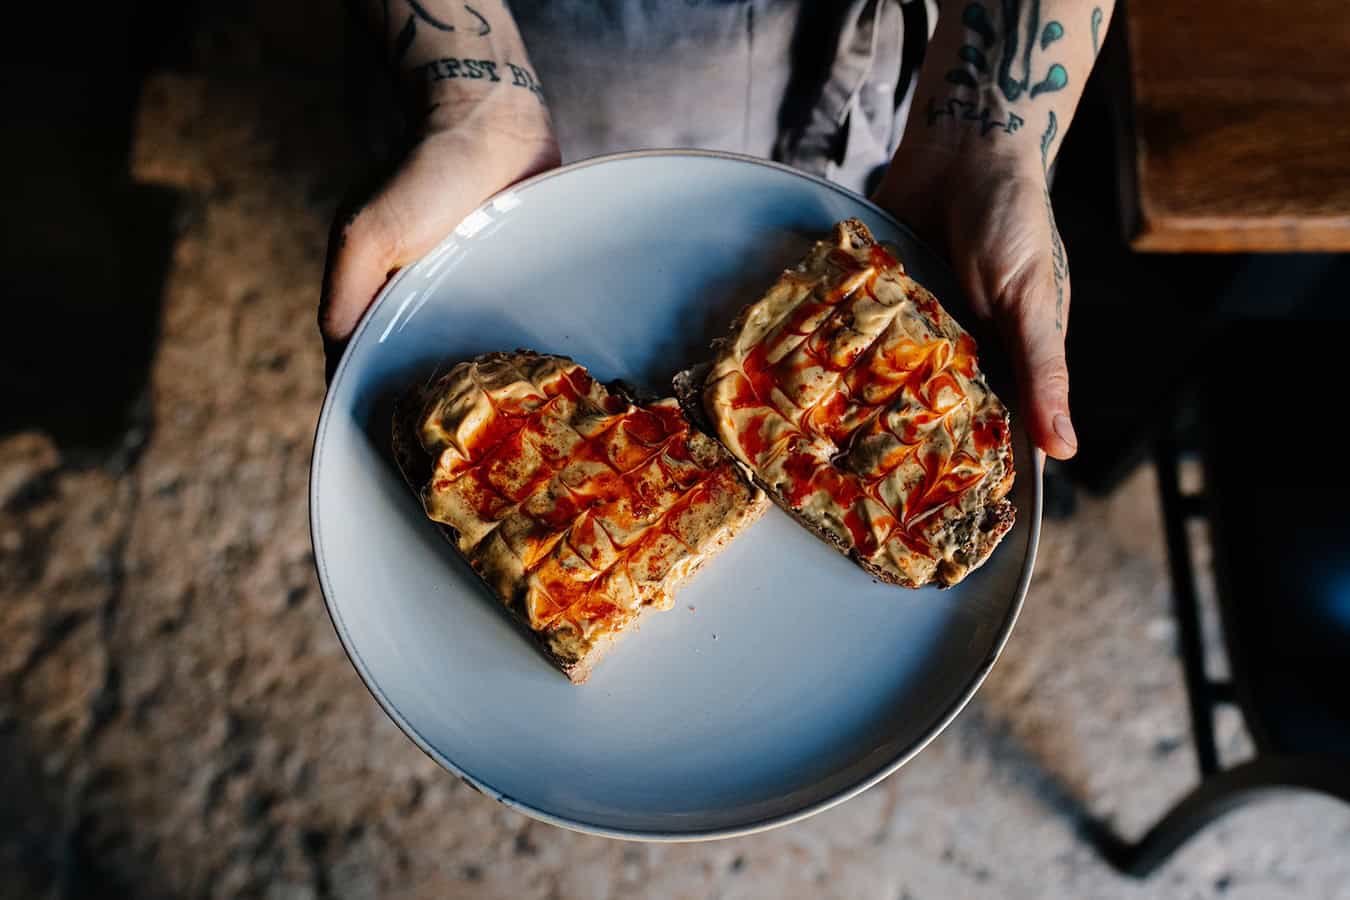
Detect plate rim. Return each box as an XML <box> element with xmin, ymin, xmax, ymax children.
<box><xmin>309</xmin><ymin>148</ymin><xmax>1043</xmax><ymax>841</ymax></box>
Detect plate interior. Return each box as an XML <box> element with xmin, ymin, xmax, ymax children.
<box><xmin>311</xmin><ymin>152</ymin><xmax>1039</xmax><ymax>838</ymax></box>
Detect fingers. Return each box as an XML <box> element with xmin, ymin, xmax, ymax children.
<box><xmin>319</xmin><ymin>199</ymin><xmax>399</xmax><ymax>345</ymax></box>
<box><xmin>317</xmin><ymin>132</ymin><xmax>561</xmax><ymax>364</ymax></box>
<box><xmin>317</xmin><ymin>144</ymin><xmax>467</xmax><ymax>378</ymax></box>
<box><xmin>999</xmin><ymin>260</ymin><xmax>1077</xmax><ymax>460</ymax></box>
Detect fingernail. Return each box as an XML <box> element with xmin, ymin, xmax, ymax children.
<box><xmin>1053</xmin><ymin>414</ymin><xmax>1078</xmax><ymax>450</ymax></box>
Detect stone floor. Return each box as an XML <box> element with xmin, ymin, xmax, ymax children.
<box><xmin>3</xmin><ymin>10</ymin><xmax>1350</xmax><ymax>900</ymax></box>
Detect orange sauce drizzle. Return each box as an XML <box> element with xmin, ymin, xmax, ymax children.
<box><xmin>732</xmin><ymin>245</ymin><xmax>998</xmax><ymax>563</ymax></box>
<box><xmin>437</xmin><ymin>369</ymin><xmax>736</xmax><ymax>637</ymax></box>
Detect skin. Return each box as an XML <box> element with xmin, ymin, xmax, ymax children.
<box><xmin>876</xmin><ymin>1</ymin><xmax>1115</xmax><ymax>460</ymax></box>
<box><xmin>319</xmin><ymin>0</ymin><xmax>558</xmax><ymax>356</ymax></box>
<box><xmin>322</xmin><ymin>0</ymin><xmax>1115</xmax><ymax>460</ymax></box>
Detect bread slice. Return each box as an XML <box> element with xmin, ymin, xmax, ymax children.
<box><xmin>695</xmin><ymin>219</ymin><xmax>1015</xmax><ymax>589</ymax></box>
<box><xmin>393</xmin><ymin>350</ymin><xmax>767</xmax><ymax>683</ymax></box>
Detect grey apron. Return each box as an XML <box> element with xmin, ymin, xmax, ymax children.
<box><xmin>512</xmin><ymin>0</ymin><xmax>936</xmax><ymax>194</ymax></box>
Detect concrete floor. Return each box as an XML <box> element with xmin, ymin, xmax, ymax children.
<box><xmin>3</xmin><ymin>10</ymin><xmax>1349</xmax><ymax>900</ymax></box>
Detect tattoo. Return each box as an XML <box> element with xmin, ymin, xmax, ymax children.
<box><xmin>927</xmin><ymin>97</ymin><xmax>1024</xmax><ymax>136</ymax></box>
<box><xmin>504</xmin><ymin>62</ymin><xmax>545</xmax><ymax>97</ymax></box>
<box><xmin>1091</xmin><ymin>7</ymin><xmax>1104</xmax><ymax>55</ymax></box>
<box><xmin>463</xmin><ymin>4</ymin><xmax>490</xmax><ymax>35</ymax></box>
<box><xmin>1046</xmin><ymin>185</ymin><xmax>1067</xmax><ymax>330</ymax></box>
<box><xmin>962</xmin><ymin>3</ymin><xmax>997</xmax><ymax>46</ymax></box>
<box><xmin>419</xmin><ymin>57</ymin><xmax>545</xmax><ymax>99</ymax></box>
<box><xmin>389</xmin><ymin>2</ymin><xmax>493</xmax><ymax>69</ymax></box>
<box><xmin>1040</xmin><ymin>109</ymin><xmax>1057</xmax><ymax>170</ymax></box>
<box><xmin>406</xmin><ymin>0</ymin><xmax>456</xmax><ymax>31</ymax></box>
<box><xmin>1040</xmin><ymin>20</ymin><xmax>1063</xmax><ymax>50</ymax></box>
<box><xmin>996</xmin><ymin>1</ymin><xmax>1066</xmax><ymax>101</ymax></box>
<box><xmin>939</xmin><ymin>2</ymin><xmax>1069</xmax><ymax>137</ymax></box>
<box><xmin>1039</xmin><ymin>109</ymin><xmax>1066</xmax><ymax>329</ymax></box>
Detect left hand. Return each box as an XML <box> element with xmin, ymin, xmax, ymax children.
<box><xmin>873</xmin><ymin>141</ymin><xmax>1077</xmax><ymax>460</ymax></box>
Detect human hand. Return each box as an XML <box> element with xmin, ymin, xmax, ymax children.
<box><xmin>319</xmin><ymin>91</ymin><xmax>559</xmax><ymax>376</ymax></box>
<box><xmin>874</xmin><ymin>142</ymin><xmax>1076</xmax><ymax>460</ymax></box>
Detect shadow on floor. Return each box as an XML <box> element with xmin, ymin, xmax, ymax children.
<box><xmin>0</xmin><ymin>4</ymin><xmax>196</xmax><ymax>468</ymax></box>
<box><xmin>0</xmin><ymin>727</ymin><xmax>178</xmax><ymax>900</ymax></box>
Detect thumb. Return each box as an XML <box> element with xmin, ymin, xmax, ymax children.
<box><xmin>319</xmin><ymin>193</ymin><xmax>405</xmax><ymax>384</ymax></box>
<box><xmin>318</xmin><ymin>139</ymin><xmax>496</xmax><ymax>349</ymax></box>
<box><xmin>319</xmin><ymin>199</ymin><xmax>399</xmax><ymax>348</ymax></box>
<box><xmin>998</xmin><ymin>258</ymin><xmax>1077</xmax><ymax>460</ymax></box>
<box><xmin>317</xmin><ymin>133</ymin><xmax>561</xmax><ymax>377</ymax></box>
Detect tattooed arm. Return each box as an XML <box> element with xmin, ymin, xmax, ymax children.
<box><xmin>320</xmin><ymin>0</ymin><xmax>558</xmax><ymax>358</ymax></box>
<box><xmin>875</xmin><ymin>1</ymin><xmax>1116</xmax><ymax>460</ymax></box>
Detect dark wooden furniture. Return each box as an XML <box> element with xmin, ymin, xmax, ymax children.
<box><xmin>1118</xmin><ymin>1</ymin><xmax>1350</xmax><ymax>252</ymax></box>
<box><xmin>1092</xmin><ymin>322</ymin><xmax>1350</xmax><ymax>876</ymax></box>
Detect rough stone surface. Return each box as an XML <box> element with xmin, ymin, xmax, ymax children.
<box><xmin>3</xmin><ymin>8</ymin><xmax>1348</xmax><ymax>899</ymax></box>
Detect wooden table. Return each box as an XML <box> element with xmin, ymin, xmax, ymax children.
<box><xmin>1117</xmin><ymin>0</ymin><xmax>1350</xmax><ymax>252</ymax></box>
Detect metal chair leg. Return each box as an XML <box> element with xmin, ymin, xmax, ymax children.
<box><xmin>1089</xmin><ymin>756</ymin><xmax>1350</xmax><ymax>878</ymax></box>
<box><xmin>1154</xmin><ymin>435</ymin><xmax>1221</xmax><ymax>776</ymax></box>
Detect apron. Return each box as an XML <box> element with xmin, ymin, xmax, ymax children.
<box><xmin>512</xmin><ymin>0</ymin><xmax>936</xmax><ymax>194</ymax></box>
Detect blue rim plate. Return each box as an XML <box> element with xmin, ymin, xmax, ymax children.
<box><xmin>310</xmin><ymin>150</ymin><xmax>1042</xmax><ymax>840</ymax></box>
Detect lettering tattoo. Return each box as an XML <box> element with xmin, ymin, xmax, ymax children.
<box><xmin>419</xmin><ymin>56</ymin><xmax>545</xmax><ymax>100</ymax></box>
<box><xmin>938</xmin><ymin>1</ymin><xmax>1068</xmax><ymax>139</ymax></box>
<box><xmin>927</xmin><ymin>97</ymin><xmax>1024</xmax><ymax>136</ymax></box>
<box><xmin>1091</xmin><ymin>7</ymin><xmax>1104</xmax><ymax>55</ymax></box>
<box><xmin>504</xmin><ymin>62</ymin><xmax>545</xmax><ymax>97</ymax></box>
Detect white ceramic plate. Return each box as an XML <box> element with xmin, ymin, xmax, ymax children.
<box><xmin>310</xmin><ymin>150</ymin><xmax>1041</xmax><ymax>840</ymax></box>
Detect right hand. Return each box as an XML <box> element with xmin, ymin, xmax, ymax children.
<box><xmin>319</xmin><ymin>91</ymin><xmax>559</xmax><ymax>376</ymax></box>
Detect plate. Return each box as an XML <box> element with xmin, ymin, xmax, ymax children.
<box><xmin>310</xmin><ymin>150</ymin><xmax>1041</xmax><ymax>840</ymax></box>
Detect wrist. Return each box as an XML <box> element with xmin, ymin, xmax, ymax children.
<box><xmin>401</xmin><ymin>43</ymin><xmax>549</xmax><ymax>129</ymax></box>
<box><xmin>877</xmin><ymin>122</ymin><xmax>1048</xmax><ymax>263</ymax></box>
<box><xmin>423</xmin><ymin>79</ymin><xmax>550</xmax><ymax>130</ymax></box>
<box><xmin>411</xmin><ymin>90</ymin><xmax>559</xmax><ymax>187</ymax></box>
<box><xmin>894</xmin><ymin>104</ymin><xmax>1049</xmax><ymax>185</ymax></box>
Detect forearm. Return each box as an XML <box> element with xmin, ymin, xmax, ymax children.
<box><xmin>871</xmin><ymin>5</ymin><xmax>1102</xmax><ymax>460</ymax></box>
<box><xmin>900</xmin><ymin>0</ymin><xmax>1116</xmax><ymax>175</ymax></box>
<box><xmin>351</xmin><ymin>0</ymin><xmax>546</xmax><ymax>130</ymax></box>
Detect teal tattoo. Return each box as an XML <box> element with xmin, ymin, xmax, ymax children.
<box><xmin>959</xmin><ymin>45</ymin><xmax>989</xmax><ymax>72</ymax></box>
<box><xmin>1040</xmin><ymin>21</ymin><xmax>1063</xmax><ymax>49</ymax></box>
<box><xmin>1091</xmin><ymin>7</ymin><xmax>1104</xmax><ymax>55</ymax></box>
<box><xmin>963</xmin><ymin>3</ymin><xmax>998</xmax><ymax>46</ymax></box>
<box><xmin>993</xmin><ymin>1</ymin><xmax>1067</xmax><ymax>102</ymax></box>
<box><xmin>941</xmin><ymin>2</ymin><xmax>1069</xmax><ymax>139</ymax></box>
<box><xmin>1040</xmin><ymin>110</ymin><xmax>1058</xmax><ymax>171</ymax></box>
<box><xmin>1029</xmin><ymin>64</ymin><xmax>1068</xmax><ymax>98</ymax></box>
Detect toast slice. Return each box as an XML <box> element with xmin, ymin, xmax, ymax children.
<box><xmin>393</xmin><ymin>350</ymin><xmax>767</xmax><ymax>683</ymax></box>
<box><xmin>698</xmin><ymin>220</ymin><xmax>1015</xmax><ymax>588</ymax></box>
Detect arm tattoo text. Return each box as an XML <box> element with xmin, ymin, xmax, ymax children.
<box><xmin>419</xmin><ymin>56</ymin><xmax>545</xmax><ymax>100</ymax></box>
